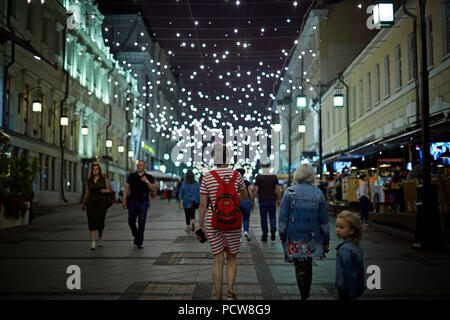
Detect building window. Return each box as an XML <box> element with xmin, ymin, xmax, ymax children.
<box><xmin>44</xmin><ymin>156</ymin><xmax>49</xmax><ymax>191</ymax></box>
<box><xmin>366</xmin><ymin>72</ymin><xmax>371</xmax><ymax>111</ymax></box>
<box><xmin>327</xmin><ymin>111</ymin><xmax>330</xmax><ymax>139</ymax></box>
<box><xmin>27</xmin><ymin>3</ymin><xmax>33</xmax><ymax>32</ymax></box>
<box><xmin>43</xmin><ymin>19</ymin><xmax>49</xmax><ymax>45</ymax></box>
<box><xmin>73</xmin><ymin>163</ymin><xmax>77</xmax><ymax>193</ymax></box>
<box><xmin>359</xmin><ymin>79</ymin><xmax>364</xmax><ymax>117</ymax></box>
<box><xmin>444</xmin><ymin>1</ymin><xmax>450</xmax><ymax>55</ymax></box>
<box><xmin>408</xmin><ymin>33</ymin><xmax>416</xmax><ymax>81</ymax></box>
<box><xmin>384</xmin><ymin>55</ymin><xmax>390</xmax><ymax>97</ymax></box>
<box><xmin>427</xmin><ymin>16</ymin><xmax>434</xmax><ymax>67</ymax></box>
<box><xmin>375</xmin><ymin>64</ymin><xmax>380</xmax><ymax>104</ymax></box>
<box><xmin>51</xmin><ymin>157</ymin><xmax>55</xmax><ymax>191</ymax></box>
<box><xmin>352</xmin><ymin>86</ymin><xmax>356</xmax><ymax>121</ymax></box>
<box><xmin>11</xmin><ymin>0</ymin><xmax>16</xmax><ymax>18</ymax></box>
<box><xmin>39</xmin><ymin>154</ymin><xmax>43</xmax><ymax>190</ymax></box>
<box><xmin>395</xmin><ymin>45</ymin><xmax>402</xmax><ymax>89</ymax></box>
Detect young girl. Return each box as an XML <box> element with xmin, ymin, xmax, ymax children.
<box><xmin>335</xmin><ymin>211</ymin><xmax>365</xmax><ymax>300</ymax></box>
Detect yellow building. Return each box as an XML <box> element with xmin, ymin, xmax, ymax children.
<box><xmin>321</xmin><ymin>0</ymin><xmax>450</xmax><ymax>160</ymax></box>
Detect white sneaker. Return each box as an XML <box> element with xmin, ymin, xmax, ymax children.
<box><xmin>244</xmin><ymin>231</ymin><xmax>251</xmax><ymax>241</ymax></box>
<box><xmin>98</xmin><ymin>239</ymin><xmax>103</xmax><ymax>247</ymax></box>
<box><xmin>90</xmin><ymin>242</ymin><xmax>96</xmax><ymax>250</ymax></box>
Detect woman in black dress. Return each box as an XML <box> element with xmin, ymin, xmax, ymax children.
<box><xmin>82</xmin><ymin>163</ymin><xmax>111</xmax><ymax>250</ymax></box>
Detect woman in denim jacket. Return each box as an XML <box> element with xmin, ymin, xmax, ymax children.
<box><xmin>335</xmin><ymin>211</ymin><xmax>365</xmax><ymax>300</ymax></box>
<box><xmin>278</xmin><ymin>164</ymin><xmax>330</xmax><ymax>300</ymax></box>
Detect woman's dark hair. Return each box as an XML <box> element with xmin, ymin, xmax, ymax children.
<box><xmin>236</xmin><ymin>168</ymin><xmax>245</xmax><ymax>177</ymax></box>
<box><xmin>360</xmin><ymin>174</ymin><xmax>366</xmax><ymax>180</ymax></box>
<box><xmin>184</xmin><ymin>170</ymin><xmax>196</xmax><ymax>184</ymax></box>
<box><xmin>88</xmin><ymin>163</ymin><xmax>105</xmax><ymax>182</ymax></box>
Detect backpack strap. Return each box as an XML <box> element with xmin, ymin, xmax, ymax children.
<box><xmin>231</xmin><ymin>170</ymin><xmax>239</xmax><ymax>184</ymax></box>
<box><xmin>210</xmin><ymin>170</ymin><xmax>222</xmax><ymax>184</ymax></box>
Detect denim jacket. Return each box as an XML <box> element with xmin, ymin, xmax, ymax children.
<box><xmin>335</xmin><ymin>239</ymin><xmax>365</xmax><ymax>298</ymax></box>
<box><xmin>278</xmin><ymin>182</ymin><xmax>330</xmax><ymax>262</ymax></box>
<box><xmin>178</xmin><ymin>181</ymin><xmax>200</xmax><ymax>209</ymax></box>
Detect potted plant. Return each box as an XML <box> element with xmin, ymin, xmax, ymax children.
<box><xmin>0</xmin><ymin>151</ymin><xmax>39</xmax><ymax>229</ymax></box>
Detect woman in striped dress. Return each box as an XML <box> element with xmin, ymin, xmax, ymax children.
<box><xmin>198</xmin><ymin>143</ymin><xmax>248</xmax><ymax>300</ymax></box>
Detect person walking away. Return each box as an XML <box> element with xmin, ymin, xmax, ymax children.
<box><xmin>121</xmin><ymin>160</ymin><xmax>158</xmax><ymax>249</ymax></box>
<box><xmin>236</xmin><ymin>168</ymin><xmax>253</xmax><ymax>241</ymax></box>
<box><xmin>110</xmin><ymin>178</ymin><xmax>117</xmax><ymax>203</ymax></box>
<box><xmin>198</xmin><ymin>143</ymin><xmax>248</xmax><ymax>300</ymax></box>
<box><xmin>335</xmin><ymin>211</ymin><xmax>365</xmax><ymax>300</ymax></box>
<box><xmin>278</xmin><ymin>164</ymin><xmax>330</xmax><ymax>300</ymax></box>
<box><xmin>254</xmin><ymin>162</ymin><xmax>281</xmax><ymax>242</ymax></box>
<box><xmin>178</xmin><ymin>170</ymin><xmax>200</xmax><ymax>232</ymax></box>
<box><xmin>82</xmin><ymin>163</ymin><xmax>111</xmax><ymax>250</ymax></box>
<box><xmin>356</xmin><ymin>175</ymin><xmax>370</xmax><ymax>224</ymax></box>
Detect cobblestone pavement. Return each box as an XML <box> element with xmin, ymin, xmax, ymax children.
<box><xmin>0</xmin><ymin>200</ymin><xmax>449</xmax><ymax>300</ymax></box>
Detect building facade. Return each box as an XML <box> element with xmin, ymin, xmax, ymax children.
<box><xmin>275</xmin><ymin>0</ymin><xmax>377</xmax><ymax>174</ymax></box>
<box><xmin>319</xmin><ymin>0</ymin><xmax>449</xmax><ymax>166</ymax></box>
<box><xmin>0</xmin><ymin>0</ymin><xmax>139</xmax><ymax>206</ymax></box>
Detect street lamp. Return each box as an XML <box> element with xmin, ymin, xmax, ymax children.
<box><xmin>128</xmin><ymin>150</ymin><xmax>134</xmax><ymax>158</ymax></box>
<box><xmin>31</xmin><ymin>87</ymin><xmax>43</xmax><ymax>113</ymax></box>
<box><xmin>280</xmin><ymin>143</ymin><xmax>287</xmax><ymax>151</ymax></box>
<box><xmin>333</xmin><ymin>94</ymin><xmax>344</xmax><ymax>108</ymax></box>
<box><xmin>81</xmin><ymin>125</ymin><xmax>88</xmax><ymax>136</ymax></box>
<box><xmin>60</xmin><ymin>115</ymin><xmax>69</xmax><ymax>126</ymax></box>
<box><xmin>373</xmin><ymin>2</ymin><xmax>395</xmax><ymax>27</ymax></box>
<box><xmin>106</xmin><ymin>139</ymin><xmax>112</xmax><ymax>148</ymax></box>
<box><xmin>296</xmin><ymin>94</ymin><xmax>307</xmax><ymax>109</ymax></box>
<box><xmin>118</xmin><ymin>145</ymin><xmax>125</xmax><ymax>153</ymax></box>
<box><xmin>298</xmin><ymin>124</ymin><xmax>306</xmax><ymax>133</ymax></box>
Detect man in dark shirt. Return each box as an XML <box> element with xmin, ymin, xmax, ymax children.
<box><xmin>122</xmin><ymin>160</ymin><xmax>158</xmax><ymax>248</ymax></box>
<box><xmin>254</xmin><ymin>162</ymin><xmax>281</xmax><ymax>242</ymax></box>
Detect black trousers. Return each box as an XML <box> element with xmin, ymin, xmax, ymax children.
<box><xmin>184</xmin><ymin>208</ymin><xmax>195</xmax><ymax>225</ymax></box>
<box><xmin>294</xmin><ymin>258</ymin><xmax>313</xmax><ymax>300</ymax></box>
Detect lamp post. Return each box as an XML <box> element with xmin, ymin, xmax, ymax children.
<box><xmin>373</xmin><ymin>0</ymin><xmax>442</xmax><ymax>249</ymax></box>
<box><xmin>335</xmin><ymin>73</ymin><xmax>350</xmax><ymax>149</ymax></box>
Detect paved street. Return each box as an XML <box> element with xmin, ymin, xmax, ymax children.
<box><xmin>0</xmin><ymin>200</ymin><xmax>450</xmax><ymax>300</ymax></box>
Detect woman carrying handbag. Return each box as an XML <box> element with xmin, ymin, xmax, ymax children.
<box><xmin>82</xmin><ymin>163</ymin><xmax>112</xmax><ymax>250</ymax></box>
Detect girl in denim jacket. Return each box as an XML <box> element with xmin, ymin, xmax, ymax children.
<box><xmin>335</xmin><ymin>211</ymin><xmax>365</xmax><ymax>300</ymax></box>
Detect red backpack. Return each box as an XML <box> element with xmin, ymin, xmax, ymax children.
<box><xmin>209</xmin><ymin>170</ymin><xmax>242</xmax><ymax>231</ymax></box>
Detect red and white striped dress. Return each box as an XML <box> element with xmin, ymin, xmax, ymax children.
<box><xmin>200</xmin><ymin>168</ymin><xmax>246</xmax><ymax>256</ymax></box>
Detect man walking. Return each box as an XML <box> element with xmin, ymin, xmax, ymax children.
<box><xmin>122</xmin><ymin>160</ymin><xmax>158</xmax><ymax>248</ymax></box>
<box><xmin>254</xmin><ymin>162</ymin><xmax>281</xmax><ymax>242</ymax></box>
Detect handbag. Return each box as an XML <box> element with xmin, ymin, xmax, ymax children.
<box><xmin>104</xmin><ymin>193</ymin><xmax>114</xmax><ymax>209</ymax></box>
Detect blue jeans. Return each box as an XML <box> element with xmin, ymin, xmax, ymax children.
<box><xmin>259</xmin><ymin>200</ymin><xmax>277</xmax><ymax>237</ymax></box>
<box><xmin>359</xmin><ymin>196</ymin><xmax>369</xmax><ymax>223</ymax></box>
<box><xmin>128</xmin><ymin>200</ymin><xmax>150</xmax><ymax>246</ymax></box>
<box><xmin>240</xmin><ymin>199</ymin><xmax>251</xmax><ymax>232</ymax></box>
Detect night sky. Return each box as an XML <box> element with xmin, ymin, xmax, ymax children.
<box><xmin>97</xmin><ymin>0</ymin><xmax>311</xmax><ymax>132</ymax></box>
